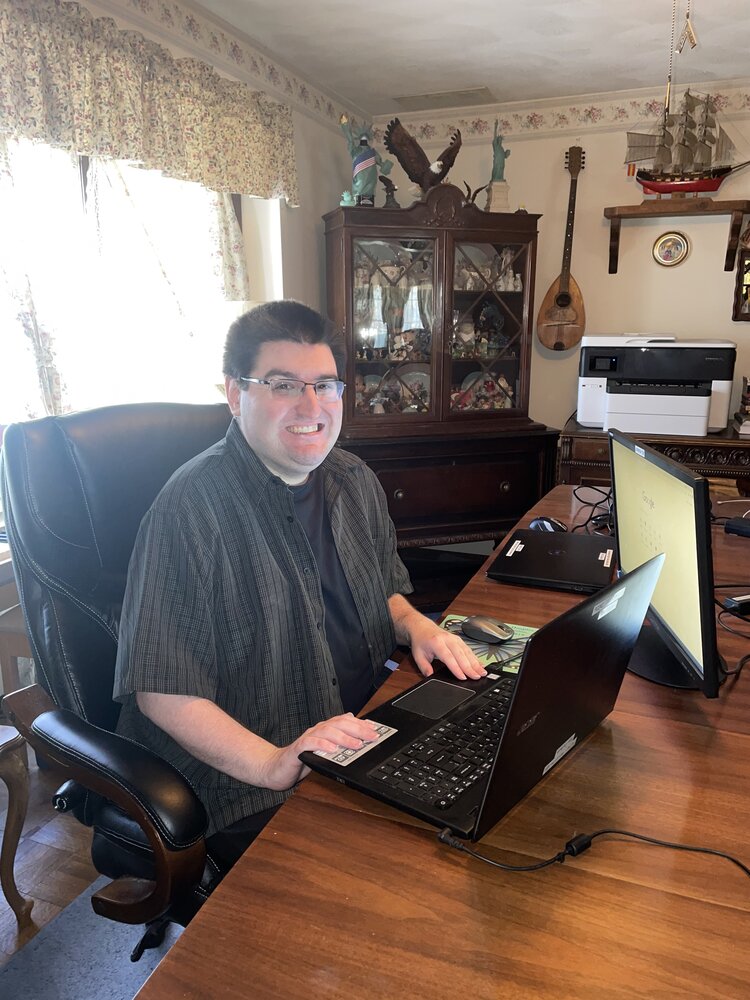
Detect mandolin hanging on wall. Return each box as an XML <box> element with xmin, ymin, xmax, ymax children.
<box><xmin>536</xmin><ymin>146</ymin><xmax>586</xmax><ymax>351</ymax></box>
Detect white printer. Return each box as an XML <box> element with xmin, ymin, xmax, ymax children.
<box><xmin>577</xmin><ymin>335</ymin><xmax>736</xmax><ymax>436</ymax></box>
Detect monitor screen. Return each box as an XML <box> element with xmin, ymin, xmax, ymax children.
<box><xmin>608</xmin><ymin>429</ymin><xmax>723</xmax><ymax>697</ymax></box>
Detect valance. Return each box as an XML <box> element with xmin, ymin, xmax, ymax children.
<box><xmin>0</xmin><ymin>0</ymin><xmax>299</xmax><ymax>201</ymax></box>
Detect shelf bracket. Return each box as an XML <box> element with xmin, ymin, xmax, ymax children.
<box><xmin>725</xmin><ymin>210</ymin><xmax>746</xmax><ymax>272</ymax></box>
<box><xmin>607</xmin><ymin>216</ymin><xmax>621</xmax><ymax>275</ymax></box>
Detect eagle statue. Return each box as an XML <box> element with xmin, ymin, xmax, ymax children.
<box><xmin>383</xmin><ymin>118</ymin><xmax>462</xmax><ymax>193</ymax></box>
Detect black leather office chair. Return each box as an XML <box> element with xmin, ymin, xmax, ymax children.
<box><xmin>0</xmin><ymin>401</ymin><xmax>232</xmax><ymax>958</ymax></box>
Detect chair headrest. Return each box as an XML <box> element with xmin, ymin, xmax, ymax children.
<box><xmin>2</xmin><ymin>401</ymin><xmax>231</xmax><ymax>597</ymax></box>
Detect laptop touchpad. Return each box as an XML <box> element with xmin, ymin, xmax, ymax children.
<box><xmin>393</xmin><ymin>680</ymin><xmax>475</xmax><ymax>720</ymax></box>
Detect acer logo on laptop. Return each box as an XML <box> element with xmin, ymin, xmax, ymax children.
<box><xmin>516</xmin><ymin>711</ymin><xmax>540</xmax><ymax>737</ymax></box>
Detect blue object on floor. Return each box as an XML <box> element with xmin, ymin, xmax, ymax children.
<box><xmin>0</xmin><ymin>877</ymin><xmax>183</xmax><ymax>999</ymax></box>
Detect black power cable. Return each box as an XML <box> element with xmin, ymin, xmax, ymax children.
<box><xmin>711</xmin><ymin>593</ymin><xmax>750</xmax><ymax>677</ymax></box>
<box><xmin>438</xmin><ymin>826</ymin><xmax>750</xmax><ymax>880</ymax></box>
<box><xmin>570</xmin><ymin>485</ymin><xmax>614</xmax><ymax>535</ymax></box>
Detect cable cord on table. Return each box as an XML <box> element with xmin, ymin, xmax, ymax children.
<box><xmin>710</xmin><ymin>595</ymin><xmax>750</xmax><ymax>677</ymax></box>
<box><xmin>570</xmin><ymin>485</ymin><xmax>614</xmax><ymax>535</ymax></box>
<box><xmin>438</xmin><ymin>827</ymin><xmax>750</xmax><ymax>880</ymax></box>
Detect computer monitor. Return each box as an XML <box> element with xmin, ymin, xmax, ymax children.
<box><xmin>608</xmin><ymin>429</ymin><xmax>723</xmax><ymax>698</ymax></box>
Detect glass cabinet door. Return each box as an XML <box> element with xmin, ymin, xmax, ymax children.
<box><xmin>351</xmin><ymin>236</ymin><xmax>435</xmax><ymax>419</ymax></box>
<box><xmin>449</xmin><ymin>241</ymin><xmax>527</xmax><ymax>414</ymax></box>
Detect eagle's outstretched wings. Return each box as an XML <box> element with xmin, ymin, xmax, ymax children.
<box><xmin>384</xmin><ymin>118</ymin><xmax>462</xmax><ymax>192</ymax></box>
<box><xmin>437</xmin><ymin>130</ymin><xmax>462</xmax><ymax>177</ymax></box>
<box><xmin>383</xmin><ymin>119</ymin><xmax>430</xmax><ymax>186</ymax></box>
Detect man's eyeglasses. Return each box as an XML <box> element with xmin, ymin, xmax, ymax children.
<box><xmin>238</xmin><ymin>376</ymin><xmax>346</xmax><ymax>400</ymax></box>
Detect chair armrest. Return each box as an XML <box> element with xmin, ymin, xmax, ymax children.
<box><xmin>3</xmin><ymin>684</ymin><xmax>207</xmax><ymax>924</ymax></box>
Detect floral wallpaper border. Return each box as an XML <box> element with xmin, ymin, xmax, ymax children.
<box><xmin>372</xmin><ymin>82</ymin><xmax>750</xmax><ymax>145</ymax></box>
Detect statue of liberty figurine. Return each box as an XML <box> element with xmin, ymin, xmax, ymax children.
<box><xmin>485</xmin><ymin>119</ymin><xmax>511</xmax><ymax>212</ymax></box>
<box><xmin>340</xmin><ymin>114</ymin><xmax>392</xmax><ymax>206</ymax></box>
<box><xmin>491</xmin><ymin>120</ymin><xmax>511</xmax><ymax>182</ymax></box>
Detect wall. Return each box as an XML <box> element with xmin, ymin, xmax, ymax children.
<box><xmin>235</xmin><ymin>113</ymin><xmax>350</xmax><ymax>314</ymax></box>
<box><xmin>279</xmin><ymin>111</ymin><xmax>350</xmax><ymax>310</ymax></box>
<box><xmin>241</xmin><ymin>197</ymin><xmax>283</xmax><ymax>303</ymax></box>
<box><xmin>373</xmin><ymin>112</ymin><xmax>750</xmax><ymax>431</ymax></box>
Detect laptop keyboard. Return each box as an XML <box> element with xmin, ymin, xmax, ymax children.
<box><xmin>367</xmin><ymin>677</ymin><xmax>516</xmax><ymax>811</ymax></box>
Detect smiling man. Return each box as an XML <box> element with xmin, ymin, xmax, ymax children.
<box><xmin>114</xmin><ymin>300</ymin><xmax>483</xmax><ymax>872</ymax></box>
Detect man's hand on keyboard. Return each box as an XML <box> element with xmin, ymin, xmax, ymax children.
<box><xmin>388</xmin><ymin>596</ymin><xmax>486</xmax><ymax>681</ymax></box>
<box><xmin>280</xmin><ymin>714</ymin><xmax>382</xmax><ymax>787</ymax></box>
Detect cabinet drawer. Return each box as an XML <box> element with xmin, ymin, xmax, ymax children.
<box><xmin>569</xmin><ymin>438</ymin><xmax>609</xmax><ymax>463</ymax></box>
<box><xmin>376</xmin><ymin>459</ymin><xmax>536</xmax><ymax>523</ymax></box>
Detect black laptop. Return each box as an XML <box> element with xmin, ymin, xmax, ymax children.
<box><xmin>486</xmin><ymin>528</ymin><xmax>616</xmax><ymax>593</ymax></box>
<box><xmin>300</xmin><ymin>554</ymin><xmax>663</xmax><ymax>842</ymax></box>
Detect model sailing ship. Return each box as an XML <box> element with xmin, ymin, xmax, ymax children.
<box><xmin>626</xmin><ymin>89</ymin><xmax>748</xmax><ymax>196</ymax></box>
<box><xmin>625</xmin><ymin>2</ymin><xmax>749</xmax><ymax>196</ymax></box>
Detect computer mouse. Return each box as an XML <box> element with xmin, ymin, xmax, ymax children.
<box><xmin>461</xmin><ymin>615</ymin><xmax>514</xmax><ymax>644</ymax></box>
<box><xmin>528</xmin><ymin>516</ymin><xmax>567</xmax><ymax>532</ymax></box>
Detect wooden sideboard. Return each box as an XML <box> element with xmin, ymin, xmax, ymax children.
<box><xmin>343</xmin><ymin>429</ymin><xmax>559</xmax><ymax>612</ymax></box>
<box><xmin>557</xmin><ymin>414</ymin><xmax>750</xmax><ymax>493</ymax></box>
<box><xmin>342</xmin><ymin>429</ymin><xmax>558</xmax><ymax>548</ymax></box>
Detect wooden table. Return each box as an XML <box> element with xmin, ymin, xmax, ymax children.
<box><xmin>136</xmin><ymin>486</ymin><xmax>750</xmax><ymax>1000</ymax></box>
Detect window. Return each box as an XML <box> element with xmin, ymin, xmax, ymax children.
<box><xmin>0</xmin><ymin>138</ymin><xmax>249</xmax><ymax>426</ymax></box>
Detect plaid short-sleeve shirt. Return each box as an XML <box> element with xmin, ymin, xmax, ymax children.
<box><xmin>114</xmin><ymin>419</ymin><xmax>412</xmax><ymax>835</ymax></box>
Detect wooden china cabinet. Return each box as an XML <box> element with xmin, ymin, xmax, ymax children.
<box><xmin>324</xmin><ymin>184</ymin><xmax>558</xmax><ymax>552</ymax></box>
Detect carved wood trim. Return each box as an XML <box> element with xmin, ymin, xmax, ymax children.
<box><xmin>649</xmin><ymin>442</ymin><xmax>750</xmax><ymax>470</ymax></box>
<box><xmin>324</xmin><ymin>183</ymin><xmax>541</xmax><ymax>233</ymax></box>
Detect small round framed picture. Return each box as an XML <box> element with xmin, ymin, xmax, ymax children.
<box><xmin>653</xmin><ymin>231</ymin><xmax>690</xmax><ymax>267</ymax></box>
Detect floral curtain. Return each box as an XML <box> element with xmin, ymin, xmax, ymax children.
<box><xmin>0</xmin><ymin>0</ymin><xmax>299</xmax><ymax>202</ymax></box>
<box><xmin>213</xmin><ymin>194</ymin><xmax>252</xmax><ymax>303</ymax></box>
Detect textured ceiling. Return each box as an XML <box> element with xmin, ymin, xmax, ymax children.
<box><xmin>194</xmin><ymin>0</ymin><xmax>750</xmax><ymax>116</ymax></box>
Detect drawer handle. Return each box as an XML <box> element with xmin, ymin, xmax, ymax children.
<box><xmin>393</xmin><ymin>488</ymin><xmax>405</xmax><ymax>501</ymax></box>
<box><xmin>499</xmin><ymin>481</ymin><xmax>511</xmax><ymax>493</ymax></box>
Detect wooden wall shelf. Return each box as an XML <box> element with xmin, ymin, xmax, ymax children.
<box><xmin>603</xmin><ymin>199</ymin><xmax>750</xmax><ymax>274</ymax></box>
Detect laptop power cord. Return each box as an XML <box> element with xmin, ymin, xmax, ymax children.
<box><xmin>437</xmin><ymin>827</ymin><xmax>750</xmax><ymax>880</ymax></box>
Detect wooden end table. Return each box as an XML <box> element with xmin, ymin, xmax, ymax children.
<box><xmin>0</xmin><ymin>725</ymin><xmax>33</xmax><ymax>927</ymax></box>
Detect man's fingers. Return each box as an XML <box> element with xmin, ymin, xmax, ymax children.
<box><xmin>433</xmin><ymin>633</ymin><xmax>486</xmax><ymax>679</ymax></box>
<box><xmin>412</xmin><ymin>650</ymin><xmax>435</xmax><ymax>677</ymax></box>
<box><xmin>304</xmin><ymin>714</ymin><xmax>380</xmax><ymax>752</ymax></box>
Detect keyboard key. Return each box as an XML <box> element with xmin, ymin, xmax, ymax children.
<box><xmin>367</xmin><ymin>677</ymin><xmax>516</xmax><ymax>806</ymax></box>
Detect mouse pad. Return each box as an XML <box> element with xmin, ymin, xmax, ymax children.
<box><xmin>440</xmin><ymin>615</ymin><xmax>536</xmax><ymax>673</ymax></box>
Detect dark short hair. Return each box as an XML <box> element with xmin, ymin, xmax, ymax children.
<box><xmin>223</xmin><ymin>300</ymin><xmax>346</xmax><ymax>381</ymax></box>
